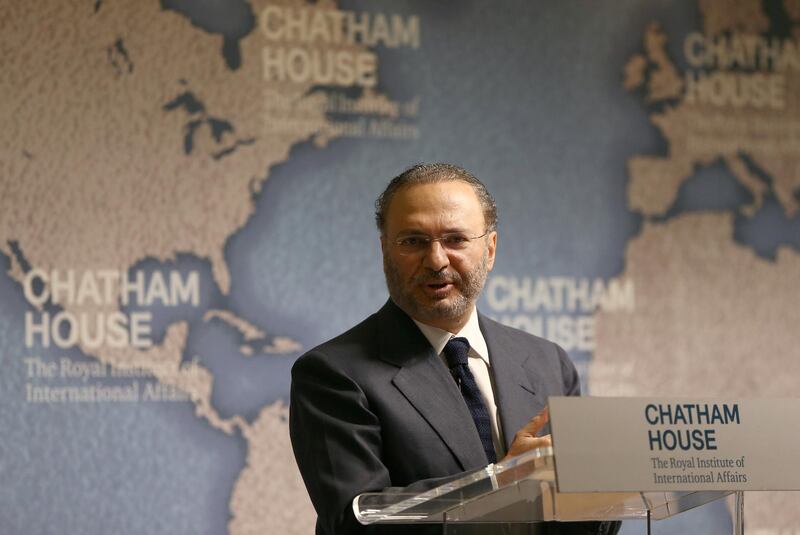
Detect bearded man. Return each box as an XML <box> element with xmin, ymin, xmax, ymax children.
<box><xmin>290</xmin><ymin>163</ymin><xmax>618</xmax><ymax>535</ymax></box>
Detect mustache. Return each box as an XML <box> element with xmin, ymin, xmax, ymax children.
<box><xmin>412</xmin><ymin>270</ymin><xmax>462</xmax><ymax>285</ymax></box>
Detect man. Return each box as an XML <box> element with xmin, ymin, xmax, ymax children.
<box><xmin>290</xmin><ymin>164</ymin><xmax>618</xmax><ymax>535</ymax></box>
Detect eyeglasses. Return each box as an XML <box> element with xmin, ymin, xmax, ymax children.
<box><xmin>392</xmin><ymin>231</ymin><xmax>490</xmax><ymax>256</ymax></box>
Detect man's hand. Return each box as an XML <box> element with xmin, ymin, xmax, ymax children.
<box><xmin>501</xmin><ymin>407</ymin><xmax>551</xmax><ymax>461</ymax></box>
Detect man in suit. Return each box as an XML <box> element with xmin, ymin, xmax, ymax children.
<box><xmin>290</xmin><ymin>164</ymin><xmax>618</xmax><ymax>535</ymax></box>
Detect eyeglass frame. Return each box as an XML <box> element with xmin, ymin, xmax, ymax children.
<box><xmin>390</xmin><ymin>230</ymin><xmax>492</xmax><ymax>256</ymax></box>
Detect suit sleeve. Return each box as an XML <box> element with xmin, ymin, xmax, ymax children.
<box><xmin>290</xmin><ymin>350</ymin><xmax>479</xmax><ymax>535</ymax></box>
<box><xmin>556</xmin><ymin>343</ymin><xmax>582</xmax><ymax>397</ymax></box>
<box><xmin>290</xmin><ymin>349</ymin><xmax>388</xmax><ymax>535</ymax></box>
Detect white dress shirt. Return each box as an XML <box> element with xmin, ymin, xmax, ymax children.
<box><xmin>413</xmin><ymin>307</ymin><xmax>506</xmax><ymax>459</ymax></box>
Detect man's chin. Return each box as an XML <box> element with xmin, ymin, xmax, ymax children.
<box><xmin>409</xmin><ymin>296</ymin><xmax>470</xmax><ymax>322</ymax></box>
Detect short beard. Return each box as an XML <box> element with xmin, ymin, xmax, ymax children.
<box><xmin>383</xmin><ymin>249</ymin><xmax>489</xmax><ymax>325</ymax></box>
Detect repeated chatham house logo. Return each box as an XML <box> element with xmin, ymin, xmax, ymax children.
<box><xmin>485</xmin><ymin>275</ymin><xmax>634</xmax><ymax>353</ymax></box>
<box><xmin>23</xmin><ymin>268</ymin><xmax>200</xmax><ymax>349</ymax></box>
<box><xmin>20</xmin><ymin>268</ymin><xmax>202</xmax><ymax>404</ymax></box>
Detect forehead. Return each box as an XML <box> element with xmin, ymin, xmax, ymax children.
<box><xmin>384</xmin><ymin>180</ymin><xmax>485</xmax><ymax>233</ymax></box>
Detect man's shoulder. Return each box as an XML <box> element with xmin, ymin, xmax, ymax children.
<box><xmin>478</xmin><ymin>311</ymin><xmax>579</xmax><ymax>393</ymax></box>
<box><xmin>478</xmin><ymin>311</ymin><xmax>564</xmax><ymax>355</ymax></box>
<box><xmin>292</xmin><ymin>300</ymin><xmax>408</xmax><ymax>372</ymax></box>
<box><xmin>326</xmin><ymin>309</ymin><xmax>384</xmax><ymax>347</ymax></box>
<box><xmin>299</xmin><ymin>307</ymin><xmax>383</xmax><ymax>362</ymax></box>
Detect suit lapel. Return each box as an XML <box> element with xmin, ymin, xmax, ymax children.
<box><xmin>377</xmin><ymin>301</ymin><xmax>488</xmax><ymax>470</ymax></box>
<box><xmin>479</xmin><ymin>314</ymin><xmax>547</xmax><ymax>452</ymax></box>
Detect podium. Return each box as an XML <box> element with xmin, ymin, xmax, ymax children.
<box><xmin>355</xmin><ymin>397</ymin><xmax>800</xmax><ymax>533</ymax></box>
<box><xmin>355</xmin><ymin>447</ymin><xmax>740</xmax><ymax>533</ymax></box>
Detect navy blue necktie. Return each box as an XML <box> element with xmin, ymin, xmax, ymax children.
<box><xmin>443</xmin><ymin>337</ymin><xmax>497</xmax><ymax>464</ymax></box>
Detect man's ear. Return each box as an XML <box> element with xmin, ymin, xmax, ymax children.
<box><xmin>380</xmin><ymin>235</ymin><xmax>387</xmax><ymax>255</ymax></box>
<box><xmin>486</xmin><ymin>231</ymin><xmax>497</xmax><ymax>271</ymax></box>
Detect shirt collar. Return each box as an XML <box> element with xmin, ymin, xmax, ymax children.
<box><xmin>412</xmin><ymin>307</ymin><xmax>490</xmax><ymax>365</ymax></box>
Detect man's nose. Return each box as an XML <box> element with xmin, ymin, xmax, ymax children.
<box><xmin>421</xmin><ymin>240</ymin><xmax>450</xmax><ymax>271</ymax></box>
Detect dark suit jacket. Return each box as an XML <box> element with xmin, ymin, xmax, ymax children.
<box><xmin>290</xmin><ymin>300</ymin><xmax>618</xmax><ymax>535</ymax></box>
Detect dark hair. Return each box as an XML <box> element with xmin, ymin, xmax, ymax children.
<box><xmin>374</xmin><ymin>163</ymin><xmax>498</xmax><ymax>234</ymax></box>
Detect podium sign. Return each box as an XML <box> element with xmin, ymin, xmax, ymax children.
<box><xmin>549</xmin><ymin>397</ymin><xmax>800</xmax><ymax>493</ymax></box>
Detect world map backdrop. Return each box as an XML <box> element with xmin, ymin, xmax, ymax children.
<box><xmin>1</xmin><ymin>1</ymin><xmax>799</xmax><ymax>534</ymax></box>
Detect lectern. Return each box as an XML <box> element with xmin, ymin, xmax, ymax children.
<box><xmin>356</xmin><ymin>396</ymin><xmax>800</xmax><ymax>533</ymax></box>
<box><xmin>355</xmin><ymin>446</ymin><xmax>737</xmax><ymax>533</ymax></box>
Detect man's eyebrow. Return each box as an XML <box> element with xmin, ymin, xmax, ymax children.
<box><xmin>395</xmin><ymin>227</ymin><xmax>470</xmax><ymax>236</ymax></box>
<box><xmin>394</xmin><ymin>228</ymin><xmax>428</xmax><ymax>236</ymax></box>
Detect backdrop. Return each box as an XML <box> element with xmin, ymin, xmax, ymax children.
<box><xmin>2</xmin><ymin>1</ymin><xmax>799</xmax><ymax>533</ymax></box>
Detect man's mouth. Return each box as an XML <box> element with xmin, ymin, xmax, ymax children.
<box><xmin>412</xmin><ymin>271</ymin><xmax>460</xmax><ymax>298</ymax></box>
<box><xmin>422</xmin><ymin>281</ymin><xmax>455</xmax><ymax>297</ymax></box>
